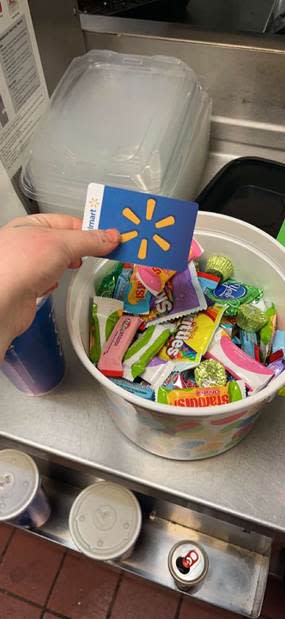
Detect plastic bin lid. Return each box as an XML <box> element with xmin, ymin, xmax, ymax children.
<box><xmin>0</xmin><ymin>449</ymin><xmax>39</xmax><ymax>520</ymax></box>
<box><xmin>69</xmin><ymin>481</ymin><xmax>142</xmax><ymax>561</ymax></box>
<box><xmin>21</xmin><ymin>50</ymin><xmax>204</xmax><ymax>203</ymax></box>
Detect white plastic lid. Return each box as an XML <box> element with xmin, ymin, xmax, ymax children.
<box><xmin>69</xmin><ymin>482</ymin><xmax>142</xmax><ymax>561</ymax></box>
<box><xmin>21</xmin><ymin>50</ymin><xmax>208</xmax><ymax>205</ymax></box>
<box><xmin>0</xmin><ymin>450</ymin><xmax>39</xmax><ymax>520</ymax></box>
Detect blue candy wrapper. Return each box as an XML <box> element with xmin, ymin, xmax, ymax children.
<box><xmin>83</xmin><ymin>183</ymin><xmax>198</xmax><ymax>271</ymax></box>
<box><xmin>123</xmin><ymin>272</ymin><xmax>152</xmax><ymax>315</ymax></box>
<box><xmin>113</xmin><ymin>267</ymin><xmax>132</xmax><ymax>301</ymax></box>
<box><xmin>111</xmin><ymin>377</ymin><xmax>154</xmax><ymax>400</ymax></box>
<box><xmin>272</xmin><ymin>330</ymin><xmax>285</xmax><ymax>358</ymax></box>
<box><xmin>240</xmin><ymin>330</ymin><xmax>257</xmax><ymax>359</ymax></box>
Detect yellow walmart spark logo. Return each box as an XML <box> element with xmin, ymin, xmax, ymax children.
<box><xmin>120</xmin><ymin>198</ymin><xmax>175</xmax><ymax>260</ymax></box>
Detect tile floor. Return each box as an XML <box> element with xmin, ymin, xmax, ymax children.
<box><xmin>0</xmin><ymin>524</ymin><xmax>283</xmax><ymax>619</ymax></box>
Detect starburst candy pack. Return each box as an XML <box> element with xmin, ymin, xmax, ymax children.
<box><xmin>82</xmin><ymin>183</ymin><xmax>198</xmax><ymax>272</ymax></box>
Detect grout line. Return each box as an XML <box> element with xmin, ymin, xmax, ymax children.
<box><xmin>40</xmin><ymin>607</ymin><xmax>71</xmax><ymax>619</ymax></box>
<box><xmin>106</xmin><ymin>571</ymin><xmax>123</xmax><ymax>619</ymax></box>
<box><xmin>44</xmin><ymin>550</ymin><xmax>67</xmax><ymax>608</ymax></box>
<box><xmin>173</xmin><ymin>595</ymin><xmax>183</xmax><ymax>619</ymax></box>
<box><xmin>0</xmin><ymin>527</ymin><xmax>15</xmax><ymax>565</ymax></box>
<box><xmin>0</xmin><ymin>586</ymin><xmax>43</xmax><ymax>610</ymax></box>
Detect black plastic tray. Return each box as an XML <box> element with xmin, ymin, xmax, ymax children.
<box><xmin>196</xmin><ymin>156</ymin><xmax>285</xmax><ymax>238</ymax></box>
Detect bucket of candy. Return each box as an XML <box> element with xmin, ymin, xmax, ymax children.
<box><xmin>67</xmin><ymin>212</ymin><xmax>285</xmax><ymax>460</ymax></box>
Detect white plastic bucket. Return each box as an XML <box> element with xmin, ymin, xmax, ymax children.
<box><xmin>66</xmin><ymin>212</ymin><xmax>285</xmax><ymax>460</ymax></box>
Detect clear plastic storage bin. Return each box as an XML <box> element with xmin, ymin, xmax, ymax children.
<box><xmin>21</xmin><ymin>50</ymin><xmax>211</xmax><ymax>216</ymax></box>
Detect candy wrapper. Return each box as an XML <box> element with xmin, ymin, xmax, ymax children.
<box><xmin>198</xmin><ymin>271</ymin><xmax>220</xmax><ymax>292</ymax></box>
<box><xmin>206</xmin><ymin>279</ymin><xmax>263</xmax><ymax>316</ymax></box>
<box><xmin>205</xmin><ymin>255</ymin><xmax>234</xmax><ymax>282</ymax></box>
<box><xmin>259</xmin><ymin>304</ymin><xmax>277</xmax><ymax>362</ymax></box>
<box><xmin>98</xmin><ymin>315</ymin><xmax>142</xmax><ymax>377</ymax></box>
<box><xmin>143</xmin><ymin>262</ymin><xmax>207</xmax><ymax>325</ymax></box>
<box><xmin>111</xmin><ymin>377</ymin><xmax>154</xmax><ymax>400</ymax></box>
<box><xmin>89</xmin><ymin>297</ymin><xmax>123</xmax><ymax>364</ymax></box>
<box><xmin>161</xmin><ymin>369</ymin><xmax>196</xmax><ymax>390</ymax></box>
<box><xmin>207</xmin><ymin>328</ymin><xmax>274</xmax><ymax>392</ymax></box>
<box><xmin>113</xmin><ymin>266</ymin><xmax>133</xmax><ymax>301</ymax></box>
<box><xmin>272</xmin><ymin>330</ymin><xmax>285</xmax><ymax>358</ymax></box>
<box><xmin>194</xmin><ymin>359</ymin><xmax>227</xmax><ymax>387</ymax></box>
<box><xmin>159</xmin><ymin>316</ymin><xmax>201</xmax><ymax>367</ymax></box>
<box><xmin>188</xmin><ymin>239</ymin><xmax>204</xmax><ymax>262</ymax></box>
<box><xmin>184</xmin><ymin>305</ymin><xmax>225</xmax><ymax>356</ymax></box>
<box><xmin>96</xmin><ymin>263</ymin><xmax>123</xmax><ymax>298</ymax></box>
<box><xmin>239</xmin><ymin>330</ymin><xmax>258</xmax><ymax>359</ymax></box>
<box><xmin>134</xmin><ymin>265</ymin><xmax>175</xmax><ymax>296</ymax></box>
<box><xmin>228</xmin><ymin>380</ymin><xmax>247</xmax><ymax>402</ymax></box>
<box><xmin>236</xmin><ymin>304</ymin><xmax>268</xmax><ymax>332</ymax></box>
<box><xmin>157</xmin><ymin>380</ymin><xmax>246</xmax><ymax>407</ymax></box>
<box><xmin>157</xmin><ymin>385</ymin><xmax>230</xmax><ymax>407</ymax></box>
<box><xmin>267</xmin><ymin>358</ymin><xmax>285</xmax><ymax>378</ymax></box>
<box><xmin>123</xmin><ymin>271</ymin><xmax>152</xmax><ymax>315</ymax></box>
<box><xmin>123</xmin><ymin>322</ymin><xmax>175</xmax><ymax>380</ymax></box>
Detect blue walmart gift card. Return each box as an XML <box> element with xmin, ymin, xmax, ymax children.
<box><xmin>82</xmin><ymin>183</ymin><xmax>198</xmax><ymax>271</ymax></box>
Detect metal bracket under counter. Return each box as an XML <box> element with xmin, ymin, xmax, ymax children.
<box><xmin>0</xmin><ymin>440</ymin><xmax>273</xmax><ymax>618</ymax></box>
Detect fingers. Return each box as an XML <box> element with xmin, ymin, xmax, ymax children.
<box><xmin>60</xmin><ymin>228</ymin><xmax>120</xmax><ymax>261</ymax></box>
<box><xmin>5</xmin><ymin>213</ymin><xmax>83</xmax><ymax>230</ymax></box>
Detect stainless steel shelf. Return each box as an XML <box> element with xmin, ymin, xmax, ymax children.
<box><xmin>25</xmin><ymin>474</ymin><xmax>270</xmax><ymax>618</ymax></box>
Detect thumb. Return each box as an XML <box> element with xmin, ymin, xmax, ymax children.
<box><xmin>60</xmin><ymin>228</ymin><xmax>120</xmax><ymax>261</ymax></box>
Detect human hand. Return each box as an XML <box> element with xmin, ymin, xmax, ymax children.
<box><xmin>0</xmin><ymin>213</ymin><xmax>120</xmax><ymax>360</ymax></box>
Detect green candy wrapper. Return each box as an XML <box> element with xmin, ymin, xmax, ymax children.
<box><xmin>194</xmin><ymin>359</ymin><xmax>227</xmax><ymax>387</ymax></box>
<box><xmin>206</xmin><ymin>279</ymin><xmax>263</xmax><ymax>316</ymax></box>
<box><xmin>96</xmin><ymin>263</ymin><xmax>123</xmax><ymax>297</ymax></box>
<box><xmin>123</xmin><ymin>322</ymin><xmax>175</xmax><ymax>381</ymax></box>
<box><xmin>228</xmin><ymin>380</ymin><xmax>247</xmax><ymax>402</ymax></box>
<box><xmin>205</xmin><ymin>255</ymin><xmax>234</xmax><ymax>282</ymax></box>
<box><xmin>89</xmin><ymin>296</ymin><xmax>123</xmax><ymax>363</ymax></box>
<box><xmin>236</xmin><ymin>304</ymin><xmax>268</xmax><ymax>332</ymax></box>
<box><xmin>260</xmin><ymin>304</ymin><xmax>277</xmax><ymax>362</ymax></box>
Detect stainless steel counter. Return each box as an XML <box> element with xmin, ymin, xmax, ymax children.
<box><xmin>1</xmin><ymin>139</ymin><xmax>285</xmax><ymax>537</ymax></box>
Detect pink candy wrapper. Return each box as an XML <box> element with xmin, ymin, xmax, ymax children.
<box><xmin>207</xmin><ymin>328</ymin><xmax>274</xmax><ymax>392</ymax></box>
<box><xmin>98</xmin><ymin>315</ymin><xmax>142</xmax><ymax>377</ymax></box>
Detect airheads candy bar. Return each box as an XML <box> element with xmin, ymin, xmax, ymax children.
<box><xmin>111</xmin><ymin>377</ymin><xmax>154</xmax><ymax>400</ymax></box>
<box><xmin>89</xmin><ymin>296</ymin><xmax>123</xmax><ymax>364</ymax></box>
<box><xmin>143</xmin><ymin>262</ymin><xmax>207</xmax><ymax>325</ymax></box>
<box><xmin>98</xmin><ymin>315</ymin><xmax>142</xmax><ymax>377</ymax></box>
<box><xmin>123</xmin><ymin>322</ymin><xmax>174</xmax><ymax>380</ymax></box>
<box><xmin>207</xmin><ymin>328</ymin><xmax>274</xmax><ymax>392</ymax></box>
<box><xmin>157</xmin><ymin>385</ymin><xmax>230</xmax><ymax>407</ymax></box>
